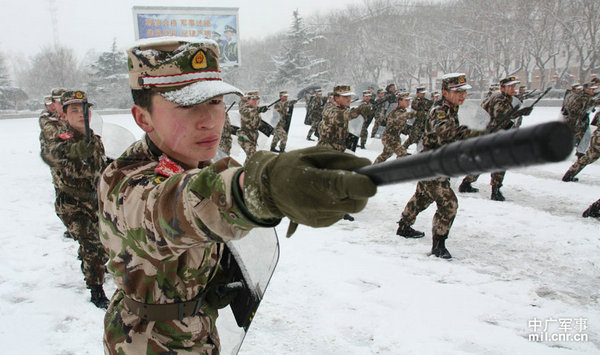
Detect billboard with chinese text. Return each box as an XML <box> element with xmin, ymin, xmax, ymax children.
<box><xmin>132</xmin><ymin>6</ymin><xmax>240</xmax><ymax>66</ymax></box>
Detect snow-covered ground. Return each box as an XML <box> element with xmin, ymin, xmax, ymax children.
<box><xmin>0</xmin><ymin>106</ymin><xmax>598</xmax><ymax>354</ymax></box>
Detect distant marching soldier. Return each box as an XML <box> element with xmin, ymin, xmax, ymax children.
<box><xmin>237</xmin><ymin>90</ymin><xmax>268</xmax><ymax>161</ymax></box>
<box><xmin>431</xmin><ymin>90</ymin><xmax>441</xmax><ymax>103</ymax></box>
<box><xmin>358</xmin><ymin>90</ymin><xmax>375</xmax><ymax>149</ymax></box>
<box><xmin>562</xmin><ymin>81</ymin><xmax>599</xmax><ymax>154</ymax></box>
<box><xmin>402</xmin><ymin>85</ymin><xmax>433</xmax><ymax>152</ymax></box>
<box><xmin>396</xmin><ymin>73</ymin><xmax>479</xmax><ymax>259</ymax></box>
<box><xmin>306</xmin><ymin>89</ymin><xmax>326</xmax><ymax>141</ymax></box>
<box><xmin>562</xmin><ymin>110</ymin><xmax>600</xmax><ymax>182</ymax></box>
<box><xmin>458</xmin><ymin>76</ymin><xmax>533</xmax><ymax>200</ymax></box>
<box><xmin>270</xmin><ymin>90</ymin><xmax>297</xmax><ymax>152</ymax></box>
<box><xmin>39</xmin><ymin>88</ymin><xmax>66</xmax><ymax>163</ymax></box>
<box><xmin>370</xmin><ymin>88</ymin><xmax>387</xmax><ymax>138</ymax></box>
<box><xmin>46</xmin><ymin>90</ymin><xmax>110</xmax><ymax>308</ymax></box>
<box><xmin>373</xmin><ymin>92</ymin><xmax>411</xmax><ymax>163</ymax></box>
<box><xmin>317</xmin><ymin>85</ymin><xmax>364</xmax><ymax>152</ymax></box>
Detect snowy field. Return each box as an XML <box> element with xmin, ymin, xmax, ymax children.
<box><xmin>0</xmin><ymin>105</ymin><xmax>598</xmax><ymax>354</ymax></box>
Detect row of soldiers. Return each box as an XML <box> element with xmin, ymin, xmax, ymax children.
<box><xmin>38</xmin><ymin>88</ymin><xmax>110</xmax><ymax>309</ymax></box>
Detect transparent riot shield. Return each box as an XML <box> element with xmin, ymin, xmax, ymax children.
<box><xmin>101</xmin><ymin>121</ymin><xmax>137</xmax><ymax>160</ymax></box>
<box><xmin>216</xmin><ymin>227</ymin><xmax>280</xmax><ymax>355</ymax></box>
<box><xmin>458</xmin><ymin>100</ymin><xmax>490</xmax><ymax>131</ymax></box>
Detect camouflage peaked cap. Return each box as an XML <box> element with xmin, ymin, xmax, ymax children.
<box><xmin>44</xmin><ymin>96</ymin><xmax>53</xmax><ymax>106</ymax></box>
<box><xmin>431</xmin><ymin>91</ymin><xmax>440</xmax><ymax>96</ymax></box>
<box><xmin>334</xmin><ymin>85</ymin><xmax>354</xmax><ymax>97</ymax></box>
<box><xmin>61</xmin><ymin>90</ymin><xmax>93</xmax><ymax>108</ymax></box>
<box><xmin>377</xmin><ymin>88</ymin><xmax>385</xmax><ymax>94</ymax></box>
<box><xmin>441</xmin><ymin>73</ymin><xmax>472</xmax><ymax>91</ymax></box>
<box><xmin>397</xmin><ymin>92</ymin><xmax>410</xmax><ymax>101</ymax></box>
<box><xmin>51</xmin><ymin>88</ymin><xmax>66</xmax><ymax>101</ymax></box>
<box><xmin>315</xmin><ymin>89</ymin><xmax>323</xmax><ymax>95</ymax></box>
<box><xmin>245</xmin><ymin>90</ymin><xmax>259</xmax><ymax>99</ymax></box>
<box><xmin>279</xmin><ymin>91</ymin><xmax>289</xmax><ymax>96</ymax></box>
<box><xmin>362</xmin><ymin>90</ymin><xmax>372</xmax><ymax>96</ymax></box>
<box><xmin>416</xmin><ymin>86</ymin><xmax>427</xmax><ymax>93</ymax></box>
<box><xmin>584</xmin><ymin>82</ymin><xmax>598</xmax><ymax>90</ymax></box>
<box><xmin>327</xmin><ymin>92</ymin><xmax>334</xmax><ymax>97</ymax></box>
<box><xmin>127</xmin><ymin>37</ymin><xmax>242</xmax><ymax>105</ymax></box>
<box><xmin>499</xmin><ymin>76</ymin><xmax>520</xmax><ymax>87</ymax></box>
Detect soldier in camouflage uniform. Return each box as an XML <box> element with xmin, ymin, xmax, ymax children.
<box><xmin>374</xmin><ymin>92</ymin><xmax>411</xmax><ymax>164</ymax></box>
<box><xmin>100</xmin><ymin>37</ymin><xmax>376</xmax><ymax>354</ymax></box>
<box><xmin>458</xmin><ymin>76</ymin><xmax>533</xmax><ymax>200</ymax></box>
<box><xmin>358</xmin><ymin>90</ymin><xmax>375</xmax><ymax>149</ymax></box>
<box><xmin>370</xmin><ymin>88</ymin><xmax>387</xmax><ymax>138</ymax></box>
<box><xmin>306</xmin><ymin>89</ymin><xmax>326</xmax><ymax>141</ymax></box>
<box><xmin>562</xmin><ymin>111</ymin><xmax>599</xmax><ymax>182</ymax></box>
<box><xmin>396</xmin><ymin>73</ymin><xmax>479</xmax><ymax>259</ymax></box>
<box><xmin>237</xmin><ymin>90</ymin><xmax>267</xmax><ymax>161</ymax></box>
<box><xmin>563</xmin><ymin>81</ymin><xmax>599</xmax><ymax>152</ymax></box>
<box><xmin>402</xmin><ymin>86</ymin><xmax>433</xmax><ymax>152</ymax></box>
<box><xmin>431</xmin><ymin>91</ymin><xmax>441</xmax><ymax>103</ymax></box>
<box><xmin>270</xmin><ymin>91</ymin><xmax>297</xmax><ymax>152</ymax></box>
<box><xmin>45</xmin><ymin>90</ymin><xmax>110</xmax><ymax>308</ymax></box>
<box><xmin>39</xmin><ymin>89</ymin><xmax>66</xmax><ymax>164</ymax></box>
<box><xmin>317</xmin><ymin>85</ymin><xmax>365</xmax><ymax>152</ymax></box>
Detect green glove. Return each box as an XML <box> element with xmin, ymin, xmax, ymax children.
<box><xmin>243</xmin><ymin>146</ymin><xmax>377</xmax><ymax>227</ymax></box>
<box><xmin>67</xmin><ymin>140</ymin><xmax>95</xmax><ymax>159</ymax></box>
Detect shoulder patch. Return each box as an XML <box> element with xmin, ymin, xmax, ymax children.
<box><xmin>57</xmin><ymin>132</ymin><xmax>74</xmax><ymax>140</ymax></box>
<box><xmin>437</xmin><ymin>111</ymin><xmax>447</xmax><ymax>119</ymax></box>
<box><xmin>155</xmin><ymin>155</ymin><xmax>185</xmax><ymax>178</ymax></box>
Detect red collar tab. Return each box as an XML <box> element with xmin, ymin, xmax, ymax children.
<box><xmin>57</xmin><ymin>132</ymin><xmax>74</xmax><ymax>140</ymax></box>
<box><xmin>155</xmin><ymin>155</ymin><xmax>185</xmax><ymax>177</ymax></box>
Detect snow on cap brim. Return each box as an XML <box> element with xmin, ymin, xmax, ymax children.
<box><xmin>160</xmin><ymin>80</ymin><xmax>243</xmax><ymax>106</ymax></box>
<box><xmin>338</xmin><ymin>91</ymin><xmax>355</xmax><ymax>97</ymax></box>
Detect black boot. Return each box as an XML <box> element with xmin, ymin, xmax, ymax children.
<box><xmin>306</xmin><ymin>136</ymin><xmax>314</xmax><ymax>141</ymax></box>
<box><xmin>458</xmin><ymin>181</ymin><xmax>479</xmax><ymax>193</ymax></box>
<box><xmin>582</xmin><ymin>204</ymin><xmax>600</xmax><ymax>218</ymax></box>
<box><xmin>491</xmin><ymin>186</ymin><xmax>505</xmax><ymax>201</ymax></box>
<box><xmin>562</xmin><ymin>171</ymin><xmax>579</xmax><ymax>182</ymax></box>
<box><xmin>90</xmin><ymin>285</ymin><xmax>110</xmax><ymax>309</ymax></box>
<box><xmin>431</xmin><ymin>234</ymin><xmax>452</xmax><ymax>259</ymax></box>
<box><xmin>342</xmin><ymin>214</ymin><xmax>355</xmax><ymax>221</ymax></box>
<box><xmin>359</xmin><ymin>144</ymin><xmax>366</xmax><ymax>149</ymax></box>
<box><xmin>396</xmin><ymin>221</ymin><xmax>425</xmax><ymax>238</ymax></box>
<box><xmin>270</xmin><ymin>147</ymin><xmax>279</xmax><ymax>153</ymax></box>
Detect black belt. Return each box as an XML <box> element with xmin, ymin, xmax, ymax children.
<box><xmin>122</xmin><ymin>292</ymin><xmax>207</xmax><ymax>322</ymax></box>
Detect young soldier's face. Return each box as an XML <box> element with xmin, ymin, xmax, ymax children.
<box><xmin>65</xmin><ymin>103</ymin><xmax>89</xmax><ymax>134</ymax></box>
<box><xmin>443</xmin><ymin>89</ymin><xmax>468</xmax><ymax>106</ymax></box>
<box><xmin>280</xmin><ymin>95</ymin><xmax>288</xmax><ymax>102</ymax></box>
<box><xmin>135</xmin><ymin>95</ymin><xmax>226</xmax><ymax>166</ymax></box>
<box><xmin>52</xmin><ymin>101</ymin><xmax>63</xmax><ymax>115</ymax></box>
<box><xmin>335</xmin><ymin>95</ymin><xmax>351</xmax><ymax>108</ymax></box>
<box><xmin>501</xmin><ymin>84</ymin><xmax>517</xmax><ymax>96</ymax></box>
<box><xmin>399</xmin><ymin>99</ymin><xmax>410</xmax><ymax>108</ymax></box>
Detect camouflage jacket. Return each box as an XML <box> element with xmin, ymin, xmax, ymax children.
<box><xmin>382</xmin><ymin>107</ymin><xmax>413</xmax><ymax>144</ymax></box>
<box><xmin>309</xmin><ymin>96</ymin><xmax>327</xmax><ymax>120</ymax></box>
<box><xmin>564</xmin><ymin>91</ymin><xmax>598</xmax><ymax>119</ymax></box>
<box><xmin>358</xmin><ymin>100</ymin><xmax>375</xmax><ymax>120</ymax></box>
<box><xmin>99</xmin><ymin>135</ymin><xmax>279</xmax><ymax>349</ymax></box>
<box><xmin>423</xmin><ymin>99</ymin><xmax>474</xmax><ymax>152</ymax></box>
<box><xmin>317</xmin><ymin>103</ymin><xmax>362</xmax><ymax>151</ymax></box>
<box><xmin>238</xmin><ymin>99</ymin><xmax>261</xmax><ymax>143</ymax></box>
<box><xmin>411</xmin><ymin>96</ymin><xmax>433</xmax><ymax>114</ymax></box>
<box><xmin>483</xmin><ymin>92</ymin><xmax>520</xmax><ymax>131</ymax></box>
<box><xmin>39</xmin><ymin>109</ymin><xmax>67</xmax><ymax>168</ymax></box>
<box><xmin>46</xmin><ymin>124</ymin><xmax>106</xmax><ymax>200</ymax></box>
<box><xmin>274</xmin><ymin>100</ymin><xmax>296</xmax><ymax>127</ymax></box>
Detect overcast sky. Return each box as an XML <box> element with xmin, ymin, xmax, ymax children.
<box><xmin>0</xmin><ymin>0</ymin><xmax>363</xmax><ymax>59</ymax></box>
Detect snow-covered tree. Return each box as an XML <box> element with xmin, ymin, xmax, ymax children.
<box><xmin>85</xmin><ymin>38</ymin><xmax>131</xmax><ymax>109</ymax></box>
<box><xmin>268</xmin><ymin>10</ymin><xmax>329</xmax><ymax>93</ymax></box>
<box><xmin>0</xmin><ymin>52</ymin><xmax>28</xmax><ymax>110</ymax></box>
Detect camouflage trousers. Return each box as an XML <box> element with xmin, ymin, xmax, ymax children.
<box><xmin>359</xmin><ymin>117</ymin><xmax>373</xmax><ymax>146</ymax></box>
<box><xmin>104</xmin><ymin>290</ymin><xmax>220</xmax><ymax>354</ymax></box>
<box><xmin>307</xmin><ymin>116</ymin><xmax>321</xmax><ymax>138</ymax></box>
<box><xmin>462</xmin><ymin>171</ymin><xmax>506</xmax><ymax>187</ymax></box>
<box><xmin>400</xmin><ymin>178</ymin><xmax>458</xmax><ymax>236</ymax></box>
<box><xmin>270</xmin><ymin>124</ymin><xmax>288</xmax><ymax>151</ymax></box>
<box><xmin>371</xmin><ymin>116</ymin><xmax>384</xmax><ymax>137</ymax></box>
<box><xmin>55</xmin><ymin>190</ymin><xmax>107</xmax><ymax>287</ymax></box>
<box><xmin>237</xmin><ymin>132</ymin><xmax>258</xmax><ymax>161</ymax></box>
<box><xmin>402</xmin><ymin>126</ymin><xmax>424</xmax><ymax>149</ymax></box>
<box><xmin>374</xmin><ymin>138</ymin><xmax>407</xmax><ymax>164</ymax></box>
<box><xmin>565</xmin><ymin>129</ymin><xmax>600</xmax><ymax>178</ymax></box>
